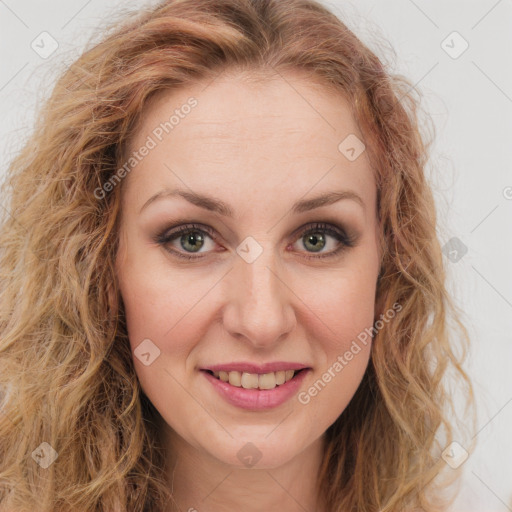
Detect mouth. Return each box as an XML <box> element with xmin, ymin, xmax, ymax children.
<box><xmin>201</xmin><ymin>366</ymin><xmax>311</xmax><ymax>410</ymax></box>
<box><xmin>202</xmin><ymin>368</ymin><xmax>307</xmax><ymax>390</ymax></box>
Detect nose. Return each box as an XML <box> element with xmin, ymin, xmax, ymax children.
<box><xmin>222</xmin><ymin>246</ymin><xmax>296</xmax><ymax>349</ymax></box>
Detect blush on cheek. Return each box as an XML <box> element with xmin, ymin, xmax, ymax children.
<box><xmin>320</xmin><ymin>301</ymin><xmax>376</xmax><ymax>353</ymax></box>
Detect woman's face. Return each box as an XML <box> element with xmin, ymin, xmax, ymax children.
<box><xmin>115</xmin><ymin>71</ymin><xmax>381</xmax><ymax>469</ymax></box>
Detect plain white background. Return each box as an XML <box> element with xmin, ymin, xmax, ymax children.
<box><xmin>1</xmin><ymin>1</ymin><xmax>511</xmax><ymax>510</ymax></box>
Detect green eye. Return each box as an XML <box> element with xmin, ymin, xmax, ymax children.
<box><xmin>302</xmin><ymin>231</ymin><xmax>326</xmax><ymax>252</ymax></box>
<box><xmin>179</xmin><ymin>231</ymin><xmax>206</xmax><ymax>253</ymax></box>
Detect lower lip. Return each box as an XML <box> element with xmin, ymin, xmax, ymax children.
<box><xmin>201</xmin><ymin>369</ymin><xmax>310</xmax><ymax>410</ymax></box>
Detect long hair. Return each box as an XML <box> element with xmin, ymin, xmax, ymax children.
<box><xmin>0</xmin><ymin>0</ymin><xmax>475</xmax><ymax>510</ymax></box>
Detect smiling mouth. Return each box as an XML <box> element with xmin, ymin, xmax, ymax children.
<box><xmin>203</xmin><ymin>369</ymin><xmax>306</xmax><ymax>390</ymax></box>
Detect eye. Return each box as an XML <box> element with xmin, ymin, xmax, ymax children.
<box><xmin>290</xmin><ymin>222</ymin><xmax>356</xmax><ymax>260</ymax></box>
<box><xmin>155</xmin><ymin>223</ymin><xmax>218</xmax><ymax>260</ymax></box>
<box><xmin>154</xmin><ymin>221</ymin><xmax>356</xmax><ymax>261</ymax></box>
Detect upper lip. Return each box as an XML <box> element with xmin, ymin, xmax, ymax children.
<box><xmin>201</xmin><ymin>362</ymin><xmax>310</xmax><ymax>374</ymax></box>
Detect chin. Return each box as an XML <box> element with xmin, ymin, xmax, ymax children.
<box><xmin>201</xmin><ymin>425</ymin><xmax>318</xmax><ymax>470</ymax></box>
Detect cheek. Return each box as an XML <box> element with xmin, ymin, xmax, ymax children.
<box><xmin>117</xmin><ymin>254</ymin><xmax>216</xmax><ymax>391</ymax></box>
<box><xmin>299</xmin><ymin>263</ymin><xmax>378</xmax><ymax>350</ymax></box>
<box><xmin>294</xmin><ymin>262</ymin><xmax>376</xmax><ymax>418</ymax></box>
<box><xmin>297</xmin><ymin>299</ymin><xmax>373</xmax><ymax>431</ymax></box>
<box><xmin>117</xmin><ymin>268</ymin><xmax>203</xmax><ymax>413</ymax></box>
<box><xmin>117</xmin><ymin>238</ymin><xmax>196</xmax><ymax>340</ymax></box>
<box><xmin>118</xmin><ymin>271</ymin><xmax>166</xmax><ymax>342</ymax></box>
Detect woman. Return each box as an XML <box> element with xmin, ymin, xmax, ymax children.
<box><xmin>0</xmin><ymin>0</ymin><xmax>475</xmax><ymax>510</ymax></box>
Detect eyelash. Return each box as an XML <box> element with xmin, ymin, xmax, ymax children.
<box><xmin>154</xmin><ymin>222</ymin><xmax>356</xmax><ymax>261</ymax></box>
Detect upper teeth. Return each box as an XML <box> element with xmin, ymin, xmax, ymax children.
<box><xmin>213</xmin><ymin>370</ymin><xmax>297</xmax><ymax>389</ymax></box>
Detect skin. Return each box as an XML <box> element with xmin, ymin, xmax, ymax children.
<box><xmin>115</xmin><ymin>69</ymin><xmax>382</xmax><ymax>512</ymax></box>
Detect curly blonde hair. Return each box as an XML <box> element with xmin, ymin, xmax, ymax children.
<box><xmin>0</xmin><ymin>0</ymin><xmax>475</xmax><ymax>510</ymax></box>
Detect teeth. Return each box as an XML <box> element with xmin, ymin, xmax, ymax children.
<box><xmin>228</xmin><ymin>371</ymin><xmax>242</xmax><ymax>387</ymax></box>
<box><xmin>258</xmin><ymin>372</ymin><xmax>277</xmax><ymax>390</ymax></box>
<box><xmin>211</xmin><ymin>369</ymin><xmax>300</xmax><ymax>389</ymax></box>
<box><xmin>241</xmin><ymin>372</ymin><xmax>259</xmax><ymax>389</ymax></box>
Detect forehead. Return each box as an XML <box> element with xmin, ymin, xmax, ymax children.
<box><xmin>123</xmin><ymin>70</ymin><xmax>376</xmax><ymax>217</ymax></box>
<box><xmin>133</xmin><ymin>70</ymin><xmax>357</xmax><ymax>149</ymax></box>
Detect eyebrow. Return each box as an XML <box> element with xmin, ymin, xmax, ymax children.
<box><xmin>139</xmin><ymin>187</ymin><xmax>365</xmax><ymax>216</ymax></box>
